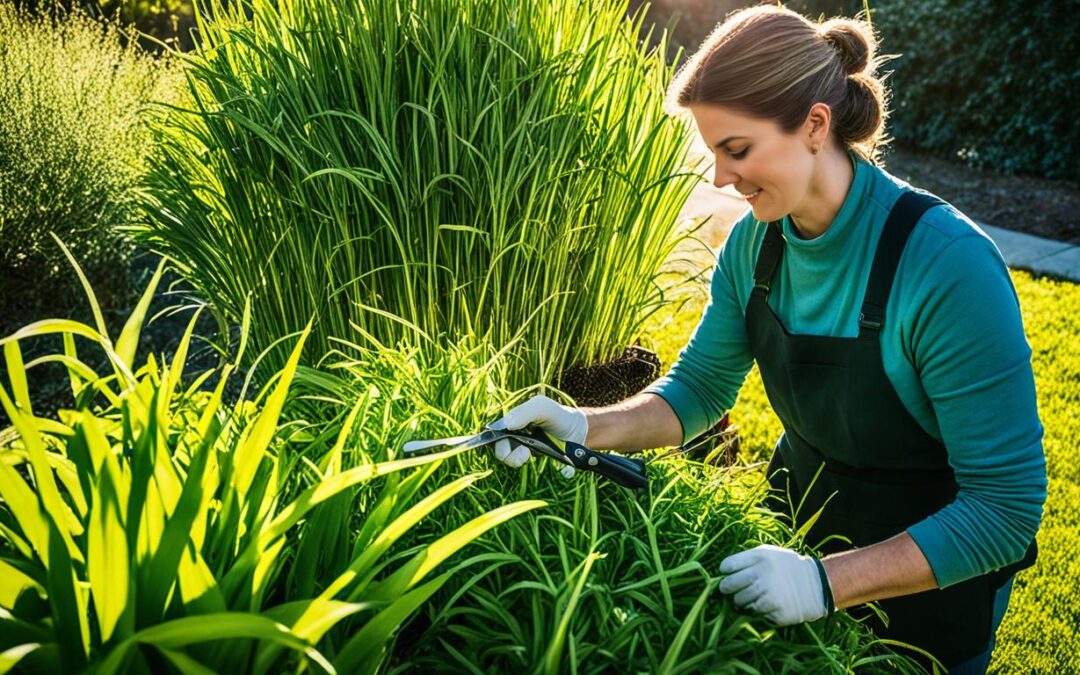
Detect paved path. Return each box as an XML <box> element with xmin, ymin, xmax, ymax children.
<box><xmin>975</xmin><ymin>224</ymin><xmax>1080</xmax><ymax>282</ymax></box>
<box><xmin>676</xmin><ymin>182</ymin><xmax>1080</xmax><ymax>283</ymax></box>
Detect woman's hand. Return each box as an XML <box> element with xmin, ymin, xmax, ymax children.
<box><xmin>485</xmin><ymin>391</ymin><xmax>682</xmax><ymax>475</ymax></box>
<box><xmin>718</xmin><ymin>544</ymin><xmax>835</xmax><ymax>626</ymax></box>
<box><xmin>487</xmin><ymin>395</ymin><xmax>588</xmax><ymax>477</ymax></box>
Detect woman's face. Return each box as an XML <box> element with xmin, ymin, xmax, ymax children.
<box><xmin>689</xmin><ymin>103</ymin><xmax>817</xmax><ymax>223</ymax></box>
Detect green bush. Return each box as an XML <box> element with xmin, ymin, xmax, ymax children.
<box><xmin>286</xmin><ymin>306</ymin><xmax>927</xmax><ymax>671</ymax></box>
<box><xmin>136</xmin><ymin>0</ymin><xmax>704</xmax><ymax>389</ymax></box>
<box><xmin>0</xmin><ymin>3</ymin><xmax>182</xmax><ymax>333</ymax></box>
<box><xmin>101</xmin><ymin>0</ymin><xmax>198</xmax><ymax>51</ymax></box>
<box><xmin>870</xmin><ymin>0</ymin><xmax>1079</xmax><ymax>180</ymax></box>
<box><xmin>0</xmin><ymin>246</ymin><xmax>927</xmax><ymax>673</ymax></box>
<box><xmin>302</xmin><ymin>342</ymin><xmax>928</xmax><ymax>672</ymax></box>
<box><xmin>651</xmin><ymin>0</ymin><xmax>1078</xmax><ymax>180</ymax></box>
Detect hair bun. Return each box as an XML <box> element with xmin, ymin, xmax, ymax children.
<box><xmin>821</xmin><ymin>20</ymin><xmax>873</xmax><ymax>75</ymax></box>
<box><xmin>835</xmin><ymin>74</ymin><xmax>884</xmax><ymax>145</ymax></box>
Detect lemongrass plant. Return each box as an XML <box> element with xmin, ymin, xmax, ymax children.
<box><xmin>135</xmin><ymin>0</ymin><xmax>706</xmax><ymax>389</ymax></box>
<box><xmin>0</xmin><ymin>243</ymin><xmax>544</xmax><ymax>674</ymax></box>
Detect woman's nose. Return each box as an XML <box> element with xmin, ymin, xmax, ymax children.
<box><xmin>712</xmin><ymin>167</ymin><xmax>738</xmax><ymax>187</ymax></box>
<box><xmin>713</xmin><ymin>162</ymin><xmax>738</xmax><ymax>189</ymax></box>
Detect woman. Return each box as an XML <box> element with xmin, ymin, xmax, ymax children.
<box><xmin>486</xmin><ymin>6</ymin><xmax>1046</xmax><ymax>673</ymax></box>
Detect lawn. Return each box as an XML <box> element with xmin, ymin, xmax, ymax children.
<box><xmin>640</xmin><ymin>247</ymin><xmax>1080</xmax><ymax>673</ymax></box>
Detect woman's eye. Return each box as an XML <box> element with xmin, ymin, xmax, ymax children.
<box><xmin>728</xmin><ymin>147</ymin><xmax>749</xmax><ymax>160</ymax></box>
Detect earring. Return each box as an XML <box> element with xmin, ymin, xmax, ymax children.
<box><xmin>811</xmin><ymin>146</ymin><xmax>820</xmax><ymax>155</ymax></box>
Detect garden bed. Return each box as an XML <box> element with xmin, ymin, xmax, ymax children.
<box><xmin>883</xmin><ymin>144</ymin><xmax>1080</xmax><ymax>245</ymax></box>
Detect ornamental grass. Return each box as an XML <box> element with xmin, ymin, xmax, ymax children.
<box><xmin>0</xmin><ymin>250</ymin><xmax>928</xmax><ymax>672</ymax></box>
<box><xmin>134</xmin><ymin>0</ymin><xmax>704</xmax><ymax>389</ymax></box>
<box><xmin>0</xmin><ymin>3</ymin><xmax>183</xmax><ymax>333</ymax></box>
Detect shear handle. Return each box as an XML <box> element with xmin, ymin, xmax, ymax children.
<box><xmin>512</xmin><ymin>427</ymin><xmax>648</xmax><ymax>490</ymax></box>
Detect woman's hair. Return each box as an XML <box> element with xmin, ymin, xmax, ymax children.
<box><xmin>665</xmin><ymin>5</ymin><xmax>889</xmax><ymax>164</ymax></box>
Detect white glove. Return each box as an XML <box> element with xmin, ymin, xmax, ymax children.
<box><xmin>487</xmin><ymin>395</ymin><xmax>588</xmax><ymax>478</ymax></box>
<box><xmin>718</xmin><ymin>544</ymin><xmax>835</xmax><ymax>626</ymax></box>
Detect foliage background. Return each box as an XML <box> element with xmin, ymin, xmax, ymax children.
<box><xmin>135</xmin><ymin>0</ymin><xmax>702</xmax><ymax>392</ymax></box>
<box><xmin>865</xmin><ymin>0</ymin><xmax>1078</xmax><ymax>180</ymax></box>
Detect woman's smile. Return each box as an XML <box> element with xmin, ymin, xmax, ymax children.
<box><xmin>740</xmin><ymin>187</ymin><xmax>763</xmax><ymax>205</ymax></box>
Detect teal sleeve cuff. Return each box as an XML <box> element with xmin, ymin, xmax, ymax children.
<box><xmin>642</xmin><ymin>376</ymin><xmax>710</xmax><ymax>447</ymax></box>
<box><xmin>906</xmin><ymin>516</ymin><xmax>957</xmax><ymax>587</ymax></box>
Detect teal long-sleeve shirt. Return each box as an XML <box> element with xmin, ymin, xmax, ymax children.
<box><xmin>644</xmin><ymin>155</ymin><xmax>1047</xmax><ymax>588</ymax></box>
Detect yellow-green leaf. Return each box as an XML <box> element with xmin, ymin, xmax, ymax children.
<box><xmin>544</xmin><ymin>550</ymin><xmax>604</xmax><ymax>675</ymax></box>
<box><xmin>115</xmin><ymin>258</ymin><xmax>165</xmax><ymax>370</ymax></box>
<box><xmin>0</xmin><ymin>386</ymin><xmax>81</xmax><ymax>561</ymax></box>
<box><xmin>50</xmin><ymin>233</ymin><xmax>108</xmax><ymax>338</ymax></box>
<box><xmin>333</xmin><ymin>572</ymin><xmax>452</xmax><ymax>675</ymax></box>
<box><xmin>0</xmin><ymin>319</ymin><xmax>134</xmax><ymax>386</ymax></box>
<box><xmin>87</xmin><ymin>451</ymin><xmax>130</xmax><ymax>643</ymax></box>
<box><xmin>259</xmin><ymin>444</ymin><xmax>473</xmax><ymax>549</ymax></box>
<box><xmin>96</xmin><ymin>613</ymin><xmax>334</xmax><ymax>675</ymax></box>
<box><xmin>62</xmin><ymin>332</ymin><xmax>82</xmax><ymax>400</ymax></box>
<box><xmin>177</xmin><ymin>546</ymin><xmax>225</xmax><ymax>615</ymax></box>
<box><xmin>0</xmin><ymin>643</ymin><xmax>41</xmax><ymax>674</ymax></box>
<box><xmin>165</xmin><ymin>307</ymin><xmax>204</xmax><ymax>400</ymax></box>
<box><xmin>316</xmin><ymin>471</ymin><xmax>489</xmax><ymax>605</ymax></box>
<box><xmin>0</xmin><ymin>559</ymin><xmax>43</xmax><ymax>608</ymax></box>
<box><xmin>362</xmin><ymin>499</ymin><xmax>547</xmax><ymax>603</ymax></box>
<box><xmin>3</xmin><ymin>342</ymin><xmax>32</xmax><ymax>417</ymax></box>
<box><xmin>658</xmin><ymin>580</ymin><xmax>712</xmax><ymax>675</ymax></box>
<box><xmin>232</xmin><ymin>323</ymin><xmax>311</xmax><ymax>498</ymax></box>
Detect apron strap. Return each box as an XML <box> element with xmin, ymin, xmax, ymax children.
<box><xmin>752</xmin><ymin>221</ymin><xmax>785</xmax><ymax>300</ymax></box>
<box><xmin>859</xmin><ymin>191</ymin><xmax>946</xmax><ymax>333</ymax></box>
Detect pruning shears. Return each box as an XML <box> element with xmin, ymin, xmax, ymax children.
<box><xmin>402</xmin><ymin>426</ymin><xmax>648</xmax><ymax>489</ymax></box>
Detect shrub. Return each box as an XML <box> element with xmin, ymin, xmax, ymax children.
<box><xmin>0</xmin><ymin>3</ymin><xmax>183</xmax><ymax>333</ymax></box>
<box><xmin>101</xmin><ymin>0</ymin><xmax>198</xmax><ymax>52</ymax></box>
<box><xmin>135</xmin><ymin>0</ymin><xmax>704</xmax><ymax>390</ymax></box>
<box><xmin>867</xmin><ymin>0</ymin><xmax>1079</xmax><ymax>180</ymax></box>
<box><xmin>638</xmin><ymin>0</ymin><xmax>1078</xmax><ymax>180</ymax></box>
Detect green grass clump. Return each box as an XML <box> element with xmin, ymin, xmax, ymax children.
<box><xmin>641</xmin><ymin>266</ymin><xmax>1080</xmax><ymax>673</ymax></box>
<box><xmin>402</xmin><ymin>464</ymin><xmax>924</xmax><ymax>673</ymax></box>
<box><xmin>303</xmin><ymin>335</ymin><xmax>925</xmax><ymax>673</ymax></box>
<box><xmin>135</xmin><ymin>0</ymin><xmax>703</xmax><ymax>388</ymax></box>
<box><xmin>0</xmin><ymin>3</ymin><xmax>182</xmax><ymax>332</ymax></box>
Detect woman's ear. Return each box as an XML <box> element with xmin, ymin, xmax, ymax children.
<box><xmin>804</xmin><ymin>102</ymin><xmax>832</xmax><ymax>153</ymax></box>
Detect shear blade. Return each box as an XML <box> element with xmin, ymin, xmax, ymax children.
<box><xmin>402</xmin><ymin>429</ymin><xmax>505</xmax><ymax>454</ymax></box>
<box><xmin>402</xmin><ymin>434</ymin><xmax>475</xmax><ymax>453</ymax></box>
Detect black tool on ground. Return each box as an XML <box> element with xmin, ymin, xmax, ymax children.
<box><xmin>403</xmin><ymin>426</ymin><xmax>648</xmax><ymax>489</ymax></box>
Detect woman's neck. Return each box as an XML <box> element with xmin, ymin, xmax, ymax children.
<box><xmin>789</xmin><ymin>146</ymin><xmax>855</xmax><ymax>240</ymax></box>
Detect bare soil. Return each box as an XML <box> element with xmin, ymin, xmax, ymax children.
<box><xmin>881</xmin><ymin>145</ymin><xmax>1080</xmax><ymax>245</ymax></box>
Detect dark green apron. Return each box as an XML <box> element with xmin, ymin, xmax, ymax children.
<box><xmin>747</xmin><ymin>190</ymin><xmax>1037</xmax><ymax>668</ymax></box>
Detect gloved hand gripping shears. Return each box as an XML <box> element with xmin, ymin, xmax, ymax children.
<box><xmin>402</xmin><ymin>426</ymin><xmax>648</xmax><ymax>489</ymax></box>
